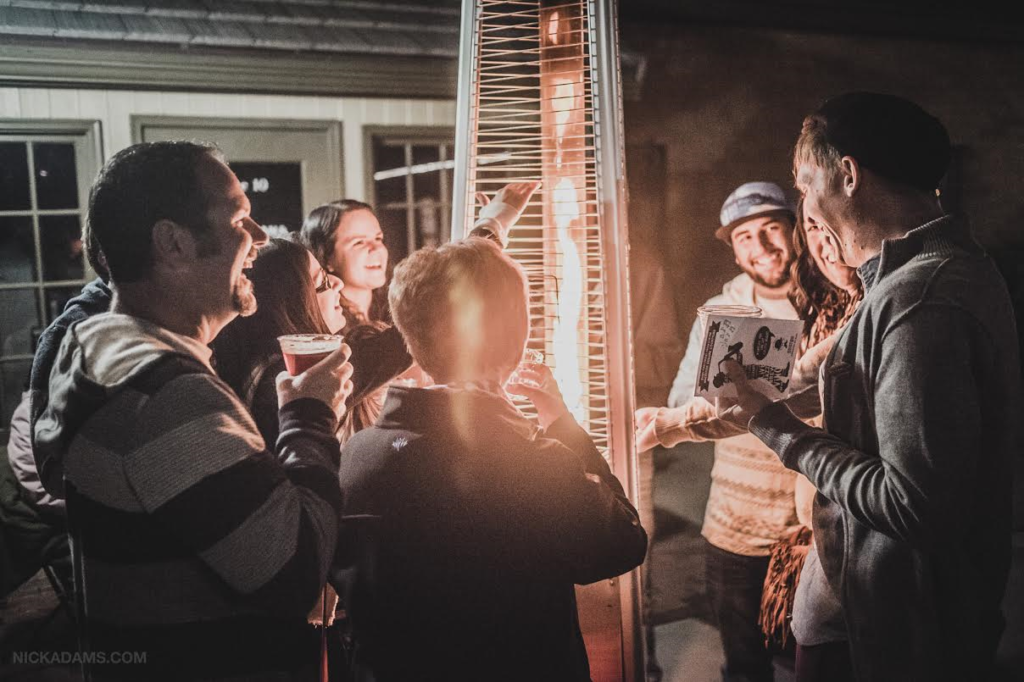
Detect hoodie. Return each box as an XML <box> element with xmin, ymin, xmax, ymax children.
<box><xmin>28</xmin><ymin>277</ymin><xmax>111</xmax><ymax>498</ymax></box>
<box><xmin>34</xmin><ymin>312</ymin><xmax>342</xmax><ymax>680</ymax></box>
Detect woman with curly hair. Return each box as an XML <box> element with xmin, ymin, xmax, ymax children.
<box><xmin>634</xmin><ymin>204</ymin><xmax>863</xmax><ymax>680</ymax></box>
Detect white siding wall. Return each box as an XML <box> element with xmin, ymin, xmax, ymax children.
<box><xmin>0</xmin><ymin>87</ymin><xmax>456</xmax><ymax>201</ymax></box>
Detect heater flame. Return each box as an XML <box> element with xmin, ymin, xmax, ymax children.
<box><xmin>552</xmin><ymin>78</ymin><xmax>577</xmax><ymax>141</ymax></box>
<box><xmin>547</xmin><ymin>11</ymin><xmax>560</xmax><ymax>44</ymax></box>
<box><xmin>551</xmin><ymin>177</ymin><xmax>585</xmax><ymax>421</ymax></box>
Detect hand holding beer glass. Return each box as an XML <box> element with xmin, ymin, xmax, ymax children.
<box><xmin>506</xmin><ymin>350</ymin><xmax>570</xmax><ymax>428</ymax></box>
<box><xmin>276</xmin><ymin>334</ymin><xmax>354</xmax><ymax>421</ymax></box>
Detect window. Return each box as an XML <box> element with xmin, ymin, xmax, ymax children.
<box><xmin>368</xmin><ymin>128</ymin><xmax>454</xmax><ymax>264</ymax></box>
<box><xmin>0</xmin><ymin>123</ymin><xmax>100</xmax><ymax>439</ymax></box>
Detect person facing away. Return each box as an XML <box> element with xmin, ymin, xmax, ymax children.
<box><xmin>725</xmin><ymin>91</ymin><xmax>1022</xmax><ymax>681</ymax></box>
<box><xmin>337</xmin><ymin>236</ymin><xmax>647</xmax><ymax>682</ymax></box>
<box><xmin>654</xmin><ymin>180</ymin><xmax>801</xmax><ymax>682</ymax></box>
<box><xmin>297</xmin><ymin>187</ymin><xmax>534</xmax><ymax>442</ymax></box>
<box><xmin>32</xmin><ymin>140</ymin><xmax>355</xmax><ymax>681</ymax></box>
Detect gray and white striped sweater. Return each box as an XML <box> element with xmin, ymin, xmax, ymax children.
<box><xmin>34</xmin><ymin>313</ymin><xmax>341</xmax><ymax>680</ymax></box>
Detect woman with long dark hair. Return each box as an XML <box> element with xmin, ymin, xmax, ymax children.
<box><xmin>299</xmin><ymin>201</ymin><xmax>412</xmax><ymax>440</ymax></box>
<box><xmin>299</xmin><ymin>183</ymin><xmax>540</xmax><ymax>439</ymax></box>
<box><xmin>788</xmin><ymin>206</ymin><xmax>862</xmax><ymax>387</ymax></box>
<box><xmin>212</xmin><ymin>237</ymin><xmax>410</xmax><ymax>445</ymax></box>
<box><xmin>301</xmin><ymin>200</ymin><xmax>391</xmax><ymax>329</ymax></box>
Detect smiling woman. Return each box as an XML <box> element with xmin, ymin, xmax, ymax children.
<box><xmin>300</xmin><ymin>200</ymin><xmax>392</xmax><ymax>329</ymax></box>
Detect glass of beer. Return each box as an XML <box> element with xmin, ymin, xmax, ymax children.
<box><xmin>696</xmin><ymin>304</ymin><xmax>762</xmax><ymax>331</ymax></box>
<box><xmin>277</xmin><ymin>334</ymin><xmax>343</xmax><ymax>375</ymax></box>
<box><xmin>506</xmin><ymin>349</ymin><xmax>545</xmax><ymax>400</ymax></box>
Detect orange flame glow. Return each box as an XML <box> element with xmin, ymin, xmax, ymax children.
<box><xmin>551</xmin><ymin>177</ymin><xmax>584</xmax><ymax>421</ymax></box>
<box><xmin>551</xmin><ymin>77</ymin><xmax>576</xmax><ymax>140</ymax></box>
<box><xmin>547</xmin><ymin>11</ymin><xmax>560</xmax><ymax>45</ymax></box>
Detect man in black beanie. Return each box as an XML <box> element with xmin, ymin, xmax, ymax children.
<box><xmin>723</xmin><ymin>92</ymin><xmax>1022</xmax><ymax>681</ymax></box>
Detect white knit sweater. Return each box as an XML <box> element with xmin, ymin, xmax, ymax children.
<box><xmin>666</xmin><ymin>274</ymin><xmax>801</xmax><ymax>556</ymax></box>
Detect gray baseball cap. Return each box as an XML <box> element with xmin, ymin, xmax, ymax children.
<box><xmin>716</xmin><ymin>181</ymin><xmax>795</xmax><ymax>243</ymax></box>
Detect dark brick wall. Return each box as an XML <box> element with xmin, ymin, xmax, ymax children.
<box><xmin>621</xmin><ymin>23</ymin><xmax>1024</xmax><ymax>337</ymax></box>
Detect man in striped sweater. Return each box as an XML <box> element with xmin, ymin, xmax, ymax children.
<box><xmin>33</xmin><ymin>141</ymin><xmax>353</xmax><ymax>680</ymax></box>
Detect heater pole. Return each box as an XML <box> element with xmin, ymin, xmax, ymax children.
<box><xmin>590</xmin><ymin>0</ymin><xmax>644</xmax><ymax>680</ymax></box>
<box><xmin>450</xmin><ymin>0</ymin><xmax>478</xmax><ymax>240</ymax></box>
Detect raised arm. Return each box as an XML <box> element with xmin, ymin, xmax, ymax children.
<box><xmin>468</xmin><ymin>181</ymin><xmax>541</xmax><ymax>247</ymax></box>
<box><xmin>509</xmin><ymin>362</ymin><xmax>647</xmax><ymax>582</ymax></box>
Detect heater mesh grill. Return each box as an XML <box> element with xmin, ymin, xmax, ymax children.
<box><xmin>462</xmin><ymin>0</ymin><xmax>610</xmax><ymax>454</ymax></box>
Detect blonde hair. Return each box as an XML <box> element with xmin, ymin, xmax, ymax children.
<box><xmin>389</xmin><ymin>237</ymin><xmax>529</xmax><ymax>384</ymax></box>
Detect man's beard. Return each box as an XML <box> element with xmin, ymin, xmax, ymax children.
<box><xmin>739</xmin><ymin>252</ymin><xmax>794</xmax><ymax>290</ymax></box>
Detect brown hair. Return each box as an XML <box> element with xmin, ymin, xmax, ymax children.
<box><xmin>211</xmin><ymin>238</ymin><xmax>330</xmax><ymax>397</ymax></box>
<box><xmin>299</xmin><ymin>200</ymin><xmax>391</xmax><ymax>325</ymax></box>
<box><xmin>788</xmin><ymin>200</ymin><xmax>863</xmax><ymax>348</ymax></box>
<box><xmin>389</xmin><ymin>237</ymin><xmax>528</xmax><ymax>384</ymax></box>
<box><xmin>792</xmin><ymin>113</ymin><xmax>844</xmax><ymax>186</ymax></box>
<box><xmin>88</xmin><ymin>140</ymin><xmax>223</xmax><ymax>283</ymax></box>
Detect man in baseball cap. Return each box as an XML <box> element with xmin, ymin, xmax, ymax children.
<box><xmin>641</xmin><ymin>181</ymin><xmax>800</xmax><ymax>681</ymax></box>
<box><xmin>717</xmin><ymin>181</ymin><xmax>797</xmax><ymax>292</ymax></box>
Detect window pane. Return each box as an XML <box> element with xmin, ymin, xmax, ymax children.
<box><xmin>33</xmin><ymin>142</ymin><xmax>79</xmax><ymax>210</ymax></box>
<box><xmin>0</xmin><ymin>142</ymin><xmax>31</xmax><ymax>211</ymax></box>
<box><xmin>0</xmin><ymin>289</ymin><xmax>41</xmax><ymax>356</ymax></box>
<box><xmin>45</xmin><ymin>286</ymin><xmax>83</xmax><ymax>325</ymax></box>
<box><xmin>378</xmin><ymin>207</ymin><xmax>410</xmax><ymax>265</ymax></box>
<box><xmin>373</xmin><ymin>141</ymin><xmax>408</xmax><ymax>208</ymax></box>
<box><xmin>231</xmin><ymin>162</ymin><xmax>304</xmax><ymax>237</ymax></box>
<box><xmin>40</xmin><ymin>215</ymin><xmax>84</xmax><ymax>282</ymax></box>
<box><xmin>415</xmin><ymin>197</ymin><xmax>442</xmax><ymax>249</ymax></box>
<box><xmin>412</xmin><ymin>145</ymin><xmax>441</xmax><ymax>201</ymax></box>
<box><xmin>0</xmin><ymin>216</ymin><xmax>38</xmax><ymax>283</ymax></box>
<box><xmin>1</xmin><ymin>359</ymin><xmax>32</xmax><ymax>438</ymax></box>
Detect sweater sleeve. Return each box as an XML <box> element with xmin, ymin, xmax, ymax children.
<box><xmin>347</xmin><ymin>325</ymin><xmax>413</xmax><ymax>405</ymax></box>
<box><xmin>123</xmin><ymin>372</ymin><xmax>342</xmax><ymax>617</ymax></box>
<box><xmin>667</xmin><ymin>316</ymin><xmax>703</xmax><ymax>408</ymax></box>
<box><xmin>653</xmin><ymin>398</ymin><xmax>746</xmax><ymax>446</ymax></box>
<box><xmin>534</xmin><ymin>415</ymin><xmax>649</xmax><ymax>584</ymax></box>
<box><xmin>249</xmin><ymin>358</ymin><xmax>284</xmax><ymax>446</ymax></box>
<box><xmin>748</xmin><ymin>304</ymin><xmax>985</xmax><ymax>550</ymax></box>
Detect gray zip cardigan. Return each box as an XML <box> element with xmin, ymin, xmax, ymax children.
<box><xmin>749</xmin><ymin>215</ymin><xmax>1022</xmax><ymax>681</ymax></box>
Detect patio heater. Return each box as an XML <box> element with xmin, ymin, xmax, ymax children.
<box><xmin>450</xmin><ymin>1</ymin><xmax>642</xmax><ymax>680</ymax></box>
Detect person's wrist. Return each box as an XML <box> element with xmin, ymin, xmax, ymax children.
<box><xmin>536</xmin><ymin>400</ymin><xmax>570</xmax><ymax>429</ymax></box>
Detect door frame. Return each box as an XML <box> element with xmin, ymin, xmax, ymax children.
<box><xmin>131</xmin><ymin>115</ymin><xmax>345</xmax><ymax>214</ymax></box>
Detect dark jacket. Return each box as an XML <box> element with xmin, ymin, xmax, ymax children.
<box><xmin>338</xmin><ymin>385</ymin><xmax>648</xmax><ymax>682</ymax></box>
<box><xmin>750</xmin><ymin>216</ymin><xmax>1022</xmax><ymax>681</ymax></box>
<box><xmin>28</xmin><ymin>277</ymin><xmax>111</xmax><ymax>497</ymax></box>
<box><xmin>34</xmin><ymin>313</ymin><xmax>342</xmax><ymax>680</ymax></box>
